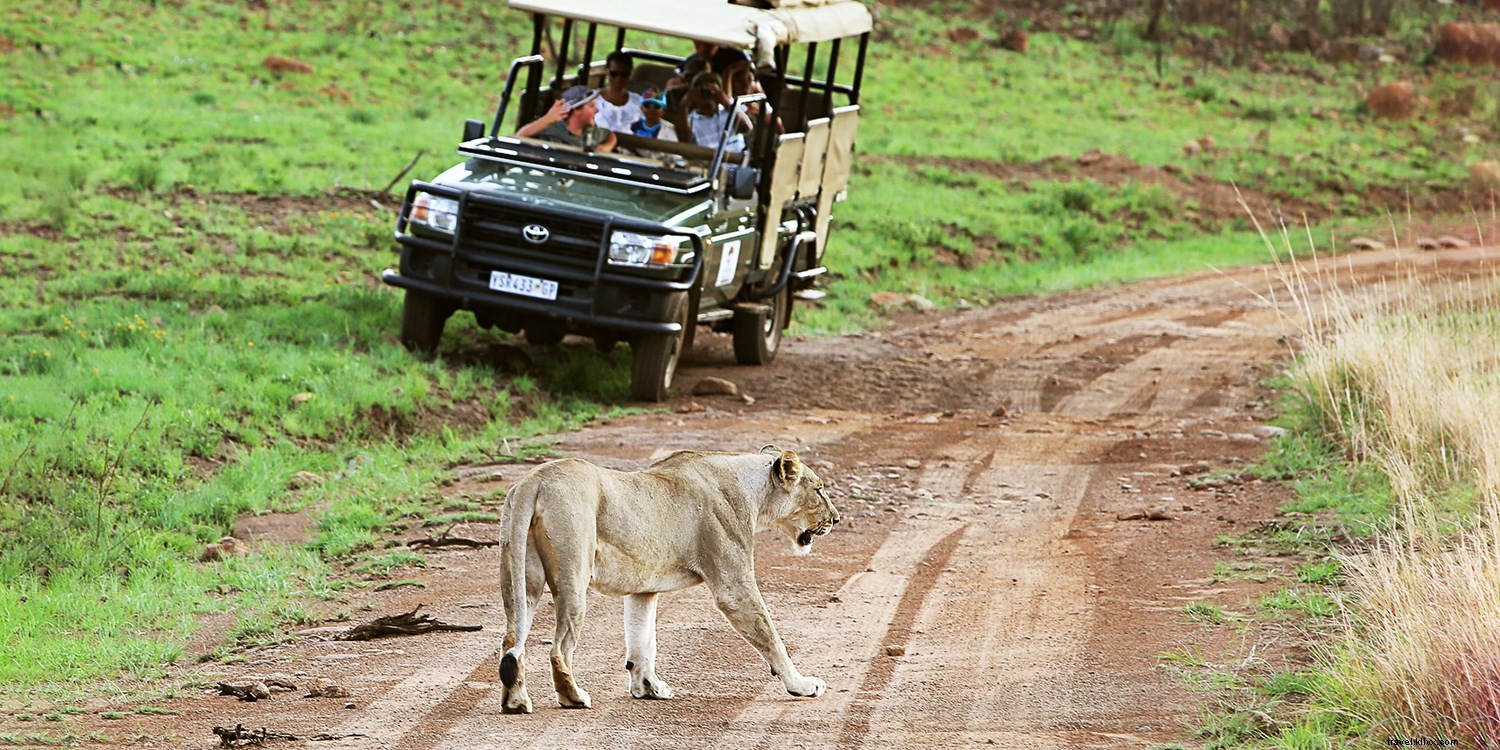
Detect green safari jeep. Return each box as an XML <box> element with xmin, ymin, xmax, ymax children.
<box><xmin>383</xmin><ymin>0</ymin><xmax>871</xmax><ymax>400</ymax></box>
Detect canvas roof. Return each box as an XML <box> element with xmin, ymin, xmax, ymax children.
<box><xmin>506</xmin><ymin>0</ymin><xmax>873</xmax><ymax>48</ymax></box>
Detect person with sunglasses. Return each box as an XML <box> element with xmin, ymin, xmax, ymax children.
<box><xmin>593</xmin><ymin>51</ymin><xmax>643</xmax><ymax>134</ymax></box>
<box><xmin>629</xmin><ymin>89</ymin><xmax>678</xmax><ymax>142</ymax></box>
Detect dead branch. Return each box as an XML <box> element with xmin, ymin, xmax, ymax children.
<box><xmin>408</xmin><ymin>524</ymin><xmax>497</xmax><ymax>549</ymax></box>
<box><xmin>338</xmin><ymin>604</ymin><xmax>482</xmax><ymax>641</ymax></box>
<box><xmin>378</xmin><ymin>150</ymin><xmax>426</xmax><ymax>195</ymax></box>
<box><xmin>214</xmin><ymin>724</ymin><xmax>367</xmax><ymax>747</ymax></box>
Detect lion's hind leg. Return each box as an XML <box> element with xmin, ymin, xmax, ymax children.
<box><xmin>534</xmin><ymin>509</ymin><xmax>594</xmax><ymax>709</ymax></box>
<box><xmin>499</xmin><ymin>541</ymin><xmax>546</xmax><ymax>714</ymax></box>
<box><xmin>624</xmin><ymin>593</ymin><xmax>675</xmax><ymax>700</ymax></box>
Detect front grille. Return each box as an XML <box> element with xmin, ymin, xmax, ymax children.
<box><xmin>461</xmin><ymin>200</ymin><xmax>604</xmax><ymax>266</ymax></box>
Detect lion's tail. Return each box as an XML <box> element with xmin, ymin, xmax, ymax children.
<box><xmin>499</xmin><ymin>468</ymin><xmax>542</xmax><ymax>689</ymax></box>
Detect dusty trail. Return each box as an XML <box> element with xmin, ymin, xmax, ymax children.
<box><xmin>33</xmin><ymin>246</ymin><xmax>1491</xmax><ymax>749</ymax></box>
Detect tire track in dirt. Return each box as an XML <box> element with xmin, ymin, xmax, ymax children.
<box><xmin>136</xmin><ymin>247</ymin><xmax>1495</xmax><ymax>750</ymax></box>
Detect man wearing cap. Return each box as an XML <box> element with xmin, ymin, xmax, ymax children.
<box><xmin>517</xmin><ymin>85</ymin><xmax>618</xmax><ymax>153</ymax></box>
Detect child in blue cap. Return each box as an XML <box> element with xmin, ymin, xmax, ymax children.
<box><xmin>630</xmin><ymin>89</ymin><xmax>678</xmax><ymax>142</ymax></box>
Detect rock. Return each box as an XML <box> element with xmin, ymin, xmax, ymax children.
<box><xmin>217</xmin><ymin>680</ymin><xmax>271</xmax><ymax>701</ymax></box>
<box><xmin>1200</xmin><ymin>429</ymin><xmax>1226</xmax><ymax>439</ymax></box>
<box><xmin>200</xmin><ymin>536</ymin><xmax>238</xmax><ymax>562</ymax></box>
<box><xmin>1078</xmin><ymin>148</ymin><xmax>1104</xmax><ymax>165</ymax></box>
<box><xmin>1437</xmin><ymin>235</ymin><xmax>1471</xmax><ymax>249</ymax></box>
<box><xmin>1365</xmin><ymin>81</ymin><xmax>1415</xmax><ymax>120</ymax></box>
<box><xmin>884</xmin><ymin>645</ymin><xmax>906</xmax><ymax>657</ymax></box>
<box><xmin>1254</xmin><ymin>425</ymin><xmax>1288</xmax><ymax>438</ymax></box>
<box><xmin>1289</xmin><ymin>27</ymin><xmax>1323</xmax><ymax>54</ymax></box>
<box><xmin>692</xmin><ymin>377</ymin><xmax>739</xmax><ymax>397</ymax></box>
<box><xmin>1146</xmin><ymin>507</ymin><xmax>1175</xmax><ymax>521</ymax></box>
<box><xmin>1417</xmin><ymin>237</ymin><xmax>1440</xmax><ymax>251</ymax></box>
<box><xmin>904</xmin><ymin>459</ymin><xmax>922</xmax><ymax>470</ymax></box>
<box><xmin>261</xmin><ymin>55</ymin><xmax>314</xmax><ymax>75</ymax></box>
<box><xmin>305</xmin><ymin>678</ymin><xmax>349</xmax><ymax>698</ymax></box>
<box><xmin>1116</xmin><ymin>509</ymin><xmax>1147</xmax><ymax>521</ymax></box>
<box><xmin>1182</xmin><ymin>139</ymin><xmax>1201</xmax><ymax>157</ymax></box>
<box><xmin>1180</xmin><ymin>461</ymin><xmax>1211</xmax><ymax>475</ymax></box>
<box><xmin>740</xmin><ymin>393</ymin><xmax>756</xmax><ymax>405</ymax></box>
<box><xmin>676</xmin><ymin>401</ymin><xmax>705</xmax><ymax>413</ymax></box>
<box><xmin>1470</xmin><ymin>162</ymin><xmax>1500</xmax><ymax>192</ymax></box>
<box><xmin>869</xmin><ymin>292</ymin><xmax>935</xmax><ymax>312</ymax></box>
<box><xmin>991</xmin><ymin>405</ymin><xmax>1010</xmax><ymax>418</ymax></box>
<box><xmin>1347</xmin><ymin>236</ymin><xmax>1385</xmax><ymax>251</ymax></box>
<box><xmin>290</xmin><ymin>392</ymin><xmax>314</xmax><ymax>406</ymax></box>
<box><xmin>289</xmin><ymin>471</ymin><xmax>324</xmax><ymax>490</ymax></box>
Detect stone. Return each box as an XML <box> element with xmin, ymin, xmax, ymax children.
<box><xmin>691</xmin><ymin>377</ymin><xmax>738</xmax><ymax>397</ymax></box>
<box><xmin>1437</xmin><ymin>235</ymin><xmax>1471</xmax><ymax>249</ymax></box>
<box><xmin>884</xmin><ymin>645</ymin><xmax>906</xmax><ymax>657</ymax></box>
<box><xmin>1146</xmin><ymin>507</ymin><xmax>1175</xmax><ymax>521</ymax></box>
<box><xmin>290</xmin><ymin>392</ymin><xmax>314</xmax><ymax>406</ymax></box>
<box><xmin>306</xmin><ymin>678</ymin><xmax>349</xmax><ymax>698</ymax></box>
<box><xmin>289</xmin><ymin>471</ymin><xmax>324</xmax><ymax>490</ymax></box>
<box><xmin>870</xmin><ymin>292</ymin><xmax>936</xmax><ymax>312</ymax></box>
<box><xmin>1116</xmin><ymin>509</ymin><xmax>1147</xmax><ymax>521</ymax></box>
<box><xmin>1348</xmin><ymin>237</ymin><xmax>1385</xmax><ymax>251</ymax></box>
<box><xmin>904</xmin><ymin>459</ymin><xmax>922</xmax><ymax>470</ymax></box>
<box><xmin>676</xmin><ymin>401</ymin><xmax>705</xmax><ymax>413</ymax></box>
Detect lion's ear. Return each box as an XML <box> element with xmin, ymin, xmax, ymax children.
<box><xmin>774</xmin><ymin>450</ymin><xmax>801</xmax><ymax>486</ymax></box>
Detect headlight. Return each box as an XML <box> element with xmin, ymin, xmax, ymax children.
<box><xmin>411</xmin><ymin>192</ymin><xmax>458</xmax><ymax>233</ymax></box>
<box><xmin>608</xmin><ymin>231</ymin><xmax>690</xmax><ymax>268</ymax></box>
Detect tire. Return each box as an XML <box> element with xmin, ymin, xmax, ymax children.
<box><xmin>399</xmin><ymin>290</ymin><xmax>453</xmax><ymax>357</ymax></box>
<box><xmin>732</xmin><ymin>286</ymin><xmax>788</xmax><ymax>366</ymax></box>
<box><xmin>629</xmin><ymin>293</ymin><xmax>687</xmax><ymax>402</ymax></box>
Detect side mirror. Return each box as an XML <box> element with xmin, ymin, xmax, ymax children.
<box><xmin>462</xmin><ymin>119</ymin><xmax>485</xmax><ymax>142</ymax></box>
<box><xmin>727</xmin><ymin>165</ymin><xmax>758</xmax><ymax>201</ymax></box>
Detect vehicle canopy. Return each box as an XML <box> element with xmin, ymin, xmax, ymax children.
<box><xmin>507</xmin><ymin>0</ymin><xmax>873</xmax><ymax>50</ymax></box>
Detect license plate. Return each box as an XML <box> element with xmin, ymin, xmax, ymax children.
<box><xmin>489</xmin><ymin>271</ymin><xmax>558</xmax><ymax>301</ymax></box>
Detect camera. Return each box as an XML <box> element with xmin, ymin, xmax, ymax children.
<box><xmin>698</xmin><ymin>85</ymin><xmax>713</xmax><ymax>97</ymax></box>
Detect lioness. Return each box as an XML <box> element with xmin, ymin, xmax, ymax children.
<box><xmin>497</xmin><ymin>447</ymin><xmax>839</xmax><ymax>713</ymax></box>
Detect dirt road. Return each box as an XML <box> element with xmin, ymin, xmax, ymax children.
<box><xmin>30</xmin><ymin>245</ymin><xmax>1494</xmax><ymax>749</ymax></box>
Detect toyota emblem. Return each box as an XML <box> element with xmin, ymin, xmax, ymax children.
<box><xmin>522</xmin><ymin>224</ymin><xmax>550</xmax><ymax>244</ymax></box>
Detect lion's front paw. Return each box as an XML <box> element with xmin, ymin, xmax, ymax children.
<box><xmin>786</xmin><ymin>676</ymin><xmax>826</xmax><ymax>698</ymax></box>
<box><xmin>631</xmin><ymin>675</ymin><xmax>675</xmax><ymax>700</ymax></box>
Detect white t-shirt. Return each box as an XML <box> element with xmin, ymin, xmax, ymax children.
<box><xmin>688</xmin><ymin>107</ymin><xmax>745</xmax><ymax>152</ymax></box>
<box><xmin>594</xmin><ymin>92</ymin><xmax>642</xmax><ymax>133</ymax></box>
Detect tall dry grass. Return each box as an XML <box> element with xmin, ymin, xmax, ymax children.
<box><xmin>1277</xmin><ymin>247</ymin><xmax>1500</xmax><ymax>743</ymax></box>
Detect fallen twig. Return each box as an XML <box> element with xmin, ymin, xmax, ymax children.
<box><xmin>378</xmin><ymin>149</ymin><xmax>426</xmax><ymax>195</ymax></box>
<box><xmin>408</xmin><ymin>524</ymin><xmax>497</xmax><ymax>549</ymax></box>
<box><xmin>338</xmin><ymin>604</ymin><xmax>482</xmax><ymax>641</ymax></box>
<box><xmin>213</xmin><ymin>724</ymin><xmax>367</xmax><ymax>747</ymax></box>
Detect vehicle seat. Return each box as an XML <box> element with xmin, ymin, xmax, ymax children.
<box><xmin>629</xmin><ymin>62</ymin><xmax>675</xmax><ymax>94</ymax></box>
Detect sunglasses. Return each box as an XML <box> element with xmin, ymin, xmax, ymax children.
<box><xmin>607</xmin><ymin>69</ymin><xmax>630</xmax><ymax>77</ymax></box>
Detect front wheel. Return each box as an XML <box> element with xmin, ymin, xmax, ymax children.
<box><xmin>629</xmin><ymin>293</ymin><xmax>688</xmax><ymax>402</ymax></box>
<box><xmin>732</xmin><ymin>286</ymin><xmax>788</xmax><ymax>366</ymax></box>
<box><xmin>399</xmin><ymin>290</ymin><xmax>453</xmax><ymax>357</ymax></box>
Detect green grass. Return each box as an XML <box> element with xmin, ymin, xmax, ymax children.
<box><xmin>2</xmin><ymin>0</ymin><xmax>1494</xmax><ymax>704</ymax></box>
<box><xmin>1184</xmin><ymin>601</ymin><xmax>1229</xmax><ymax>626</ymax></box>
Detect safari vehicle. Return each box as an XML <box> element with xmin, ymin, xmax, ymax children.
<box><xmin>384</xmin><ymin>0</ymin><xmax>870</xmax><ymax>401</ymax></box>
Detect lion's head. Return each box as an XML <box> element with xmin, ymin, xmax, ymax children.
<box><xmin>765</xmin><ymin>448</ymin><xmax>840</xmax><ymax>556</ymax></box>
